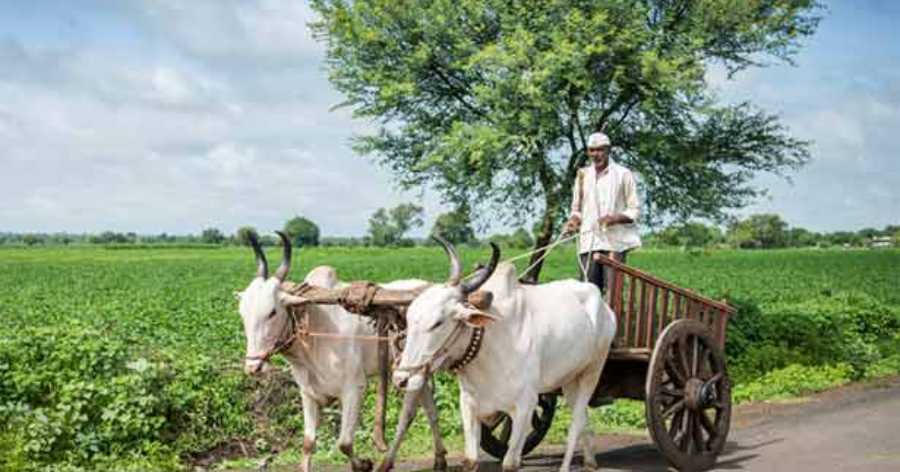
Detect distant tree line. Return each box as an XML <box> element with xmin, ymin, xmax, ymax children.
<box><xmin>646</xmin><ymin>214</ymin><xmax>900</xmax><ymax>250</ymax></box>
<box><xmin>3</xmin><ymin>209</ymin><xmax>896</xmax><ymax>250</ymax></box>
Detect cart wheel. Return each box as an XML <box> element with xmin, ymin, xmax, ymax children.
<box><xmin>479</xmin><ymin>393</ymin><xmax>557</xmax><ymax>459</ymax></box>
<box><xmin>646</xmin><ymin>319</ymin><xmax>731</xmax><ymax>471</ymax></box>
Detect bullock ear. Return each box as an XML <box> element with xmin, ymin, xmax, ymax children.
<box><xmin>278</xmin><ymin>292</ymin><xmax>310</xmax><ymax>307</ymax></box>
<box><xmin>466</xmin><ymin>290</ymin><xmax>493</xmax><ymax>310</ymax></box>
<box><xmin>454</xmin><ymin>306</ymin><xmax>499</xmax><ymax>328</ymax></box>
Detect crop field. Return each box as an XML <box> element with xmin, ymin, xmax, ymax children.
<box><xmin>1</xmin><ymin>245</ymin><xmax>899</xmax><ymax>471</ymax></box>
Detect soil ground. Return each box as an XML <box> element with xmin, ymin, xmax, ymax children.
<box><xmin>353</xmin><ymin>376</ymin><xmax>900</xmax><ymax>472</ymax></box>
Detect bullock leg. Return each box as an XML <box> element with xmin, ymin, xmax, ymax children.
<box><xmin>377</xmin><ymin>388</ymin><xmax>420</xmax><ymax>472</ymax></box>
<box><xmin>460</xmin><ymin>390</ymin><xmax>481</xmax><ymax>472</ymax></box>
<box><xmin>373</xmin><ymin>317</ymin><xmax>390</xmax><ymax>453</ymax></box>
<box><xmin>501</xmin><ymin>393</ymin><xmax>538</xmax><ymax>471</ymax></box>
<box><xmin>338</xmin><ymin>386</ymin><xmax>372</xmax><ymax>472</ymax></box>
<box><xmin>559</xmin><ymin>367</ymin><xmax>604</xmax><ymax>472</ymax></box>
<box><xmin>300</xmin><ymin>393</ymin><xmax>320</xmax><ymax>472</ymax></box>
<box><xmin>376</xmin><ymin>381</ymin><xmax>447</xmax><ymax>472</ymax></box>
<box><xmin>420</xmin><ymin>382</ymin><xmax>448</xmax><ymax>471</ymax></box>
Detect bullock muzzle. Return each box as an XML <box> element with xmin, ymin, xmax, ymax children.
<box><xmin>393</xmin><ymin>369</ymin><xmax>426</xmax><ymax>392</ymax></box>
<box><xmin>244</xmin><ymin>358</ymin><xmax>272</xmax><ymax>376</ymax></box>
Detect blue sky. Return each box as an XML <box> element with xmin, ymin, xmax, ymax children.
<box><xmin>0</xmin><ymin>0</ymin><xmax>897</xmax><ymax>236</ymax></box>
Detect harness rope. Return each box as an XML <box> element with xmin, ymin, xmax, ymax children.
<box><xmin>248</xmin><ymin>228</ymin><xmax>600</xmax><ymax>373</ymax></box>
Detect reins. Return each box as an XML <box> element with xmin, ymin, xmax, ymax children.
<box><xmin>248</xmin><ymin>228</ymin><xmax>594</xmax><ymax>370</ymax></box>
<box><xmin>459</xmin><ymin>228</ymin><xmax>594</xmax><ymax>282</ymax></box>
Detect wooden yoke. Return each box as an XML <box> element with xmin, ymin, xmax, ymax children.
<box><xmin>281</xmin><ymin>281</ymin><xmax>423</xmax><ymax>315</ymax></box>
<box><xmin>280</xmin><ymin>279</ymin><xmax>424</xmax><ymax>453</ymax></box>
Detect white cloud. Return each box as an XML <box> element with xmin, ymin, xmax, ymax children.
<box><xmin>2</xmin><ymin>0</ymin><xmax>896</xmax><ymax>238</ymax></box>
<box><xmin>126</xmin><ymin>0</ymin><xmax>322</xmax><ymax>64</ymax></box>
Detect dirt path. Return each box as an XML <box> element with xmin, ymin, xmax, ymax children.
<box><xmin>380</xmin><ymin>376</ymin><xmax>900</xmax><ymax>472</ymax></box>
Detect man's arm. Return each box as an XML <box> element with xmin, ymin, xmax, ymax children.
<box><xmin>565</xmin><ymin>169</ymin><xmax>584</xmax><ymax>232</ymax></box>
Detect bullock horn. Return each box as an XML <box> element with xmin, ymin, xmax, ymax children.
<box><xmin>461</xmin><ymin>242</ymin><xmax>500</xmax><ymax>294</ymax></box>
<box><xmin>248</xmin><ymin>232</ymin><xmax>268</xmax><ymax>279</ymax></box>
<box><xmin>274</xmin><ymin>231</ymin><xmax>292</xmax><ymax>282</ymax></box>
<box><xmin>433</xmin><ymin>235</ymin><xmax>462</xmax><ymax>286</ymax></box>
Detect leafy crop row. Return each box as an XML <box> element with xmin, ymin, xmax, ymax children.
<box><xmin>1</xmin><ymin>247</ymin><xmax>898</xmax><ymax>470</ymax></box>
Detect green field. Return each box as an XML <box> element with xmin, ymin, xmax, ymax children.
<box><xmin>1</xmin><ymin>246</ymin><xmax>898</xmax><ymax>471</ymax></box>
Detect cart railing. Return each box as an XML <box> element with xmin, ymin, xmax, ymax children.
<box><xmin>594</xmin><ymin>254</ymin><xmax>736</xmax><ymax>352</ymax></box>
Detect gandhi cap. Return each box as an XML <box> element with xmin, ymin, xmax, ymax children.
<box><xmin>587</xmin><ymin>132</ymin><xmax>611</xmax><ymax>148</ymax></box>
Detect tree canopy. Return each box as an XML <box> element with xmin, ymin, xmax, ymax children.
<box><xmin>235</xmin><ymin>226</ymin><xmax>259</xmax><ymax>247</ymax></box>
<box><xmin>430</xmin><ymin>205</ymin><xmax>476</xmax><ymax>244</ymax></box>
<box><xmin>727</xmin><ymin>213</ymin><xmax>788</xmax><ymax>249</ymax></box>
<box><xmin>312</xmin><ymin>0</ymin><xmax>820</xmax><ymax>277</ymax></box>
<box><xmin>283</xmin><ymin>216</ymin><xmax>321</xmax><ymax>247</ymax></box>
<box><xmin>368</xmin><ymin>203</ymin><xmax>425</xmax><ymax>246</ymax></box>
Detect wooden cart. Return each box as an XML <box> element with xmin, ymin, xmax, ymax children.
<box><xmin>478</xmin><ymin>254</ymin><xmax>736</xmax><ymax>471</ymax></box>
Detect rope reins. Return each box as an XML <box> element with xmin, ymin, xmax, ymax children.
<box><xmin>459</xmin><ymin>228</ymin><xmax>596</xmax><ymax>282</ymax></box>
<box><xmin>247</xmin><ymin>228</ymin><xmax>598</xmax><ymax>371</ymax></box>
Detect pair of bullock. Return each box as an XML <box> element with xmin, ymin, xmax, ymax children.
<box><xmin>236</xmin><ymin>232</ymin><xmax>616</xmax><ymax>471</ymax></box>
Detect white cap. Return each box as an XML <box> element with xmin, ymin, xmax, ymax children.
<box><xmin>587</xmin><ymin>132</ymin><xmax>611</xmax><ymax>148</ymax></box>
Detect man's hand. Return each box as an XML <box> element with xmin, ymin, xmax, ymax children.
<box><xmin>598</xmin><ymin>215</ymin><xmax>616</xmax><ymax>228</ymax></box>
<box><xmin>564</xmin><ymin>215</ymin><xmax>581</xmax><ymax>234</ymax></box>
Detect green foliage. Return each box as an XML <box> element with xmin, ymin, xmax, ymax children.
<box><xmin>728</xmin><ymin>291</ymin><xmax>900</xmax><ymax>380</ymax></box>
<box><xmin>488</xmin><ymin>227</ymin><xmax>534</xmax><ymax>249</ymax></box>
<box><xmin>732</xmin><ymin>364</ymin><xmax>852</xmax><ymax>403</ymax></box>
<box><xmin>311</xmin><ymin>0</ymin><xmax>820</xmax><ymax>241</ymax></box>
<box><xmin>234</xmin><ymin>226</ymin><xmax>259</xmax><ymax>246</ymax></box>
<box><xmin>200</xmin><ymin>227</ymin><xmax>226</xmax><ymax>245</ymax></box>
<box><xmin>727</xmin><ymin>213</ymin><xmax>789</xmax><ymax>249</ymax></box>
<box><xmin>0</xmin><ymin>325</ymin><xmax>253</xmax><ymax>471</ymax></box>
<box><xmin>283</xmin><ymin>216</ymin><xmax>321</xmax><ymax>247</ymax></box>
<box><xmin>431</xmin><ymin>206</ymin><xmax>476</xmax><ymax>244</ymax></box>
<box><xmin>367</xmin><ymin>203</ymin><xmax>424</xmax><ymax>246</ymax></box>
<box><xmin>654</xmin><ymin>221</ymin><xmax>722</xmax><ymax>248</ymax></box>
<box><xmin>1</xmin><ymin>246</ymin><xmax>898</xmax><ymax>469</ymax></box>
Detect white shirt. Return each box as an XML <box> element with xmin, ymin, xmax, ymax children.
<box><xmin>570</xmin><ymin>160</ymin><xmax>641</xmax><ymax>253</ymax></box>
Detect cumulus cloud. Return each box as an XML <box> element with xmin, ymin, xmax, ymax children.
<box><xmin>0</xmin><ymin>0</ymin><xmax>448</xmax><ymax>236</ymax></box>
<box><xmin>1</xmin><ymin>0</ymin><xmax>896</xmax><ymax>237</ymax></box>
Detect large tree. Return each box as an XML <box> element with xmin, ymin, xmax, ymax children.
<box><xmin>284</xmin><ymin>216</ymin><xmax>321</xmax><ymax>247</ymax></box>
<box><xmin>430</xmin><ymin>205</ymin><xmax>477</xmax><ymax>244</ymax></box>
<box><xmin>312</xmin><ymin>0</ymin><xmax>820</xmax><ymax>279</ymax></box>
<box><xmin>727</xmin><ymin>213</ymin><xmax>788</xmax><ymax>249</ymax></box>
<box><xmin>368</xmin><ymin>203</ymin><xmax>425</xmax><ymax>246</ymax></box>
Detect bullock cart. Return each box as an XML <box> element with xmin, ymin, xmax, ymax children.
<box><xmin>285</xmin><ymin>254</ymin><xmax>735</xmax><ymax>472</ymax></box>
<box><xmin>478</xmin><ymin>254</ymin><xmax>736</xmax><ymax>471</ymax></box>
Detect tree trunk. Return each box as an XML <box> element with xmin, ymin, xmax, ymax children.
<box><xmin>520</xmin><ymin>158</ymin><xmax>561</xmax><ymax>283</ymax></box>
<box><xmin>520</xmin><ymin>204</ymin><xmax>558</xmax><ymax>284</ymax></box>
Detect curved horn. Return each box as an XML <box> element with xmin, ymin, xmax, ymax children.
<box><xmin>274</xmin><ymin>231</ymin><xmax>292</xmax><ymax>282</ymax></box>
<box><xmin>461</xmin><ymin>242</ymin><xmax>500</xmax><ymax>294</ymax></box>
<box><xmin>432</xmin><ymin>235</ymin><xmax>462</xmax><ymax>286</ymax></box>
<box><xmin>248</xmin><ymin>232</ymin><xmax>268</xmax><ymax>279</ymax></box>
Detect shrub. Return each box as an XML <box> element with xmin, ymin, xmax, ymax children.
<box><xmin>0</xmin><ymin>325</ymin><xmax>253</xmax><ymax>471</ymax></box>
<box><xmin>732</xmin><ymin>363</ymin><xmax>852</xmax><ymax>403</ymax></box>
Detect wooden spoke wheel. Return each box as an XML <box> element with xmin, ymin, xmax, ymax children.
<box><xmin>479</xmin><ymin>393</ymin><xmax>557</xmax><ymax>459</ymax></box>
<box><xmin>646</xmin><ymin>320</ymin><xmax>732</xmax><ymax>471</ymax></box>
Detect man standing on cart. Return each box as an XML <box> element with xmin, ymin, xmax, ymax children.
<box><xmin>564</xmin><ymin>131</ymin><xmax>642</xmax><ymax>295</ymax></box>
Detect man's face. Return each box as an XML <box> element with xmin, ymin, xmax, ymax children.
<box><xmin>587</xmin><ymin>146</ymin><xmax>610</xmax><ymax>166</ymax></box>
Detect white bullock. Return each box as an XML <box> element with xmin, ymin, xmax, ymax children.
<box><xmin>236</xmin><ymin>232</ymin><xmax>447</xmax><ymax>472</ymax></box>
<box><xmin>394</xmin><ymin>240</ymin><xmax>617</xmax><ymax>471</ymax></box>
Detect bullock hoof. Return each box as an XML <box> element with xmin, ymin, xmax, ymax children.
<box><xmin>433</xmin><ymin>454</ymin><xmax>448</xmax><ymax>471</ymax></box>
<box><xmin>351</xmin><ymin>458</ymin><xmax>373</xmax><ymax>472</ymax></box>
<box><xmin>373</xmin><ymin>437</ymin><xmax>388</xmax><ymax>453</ymax></box>
<box><xmin>375</xmin><ymin>460</ymin><xmax>393</xmax><ymax>472</ymax></box>
<box><xmin>461</xmin><ymin>458</ymin><xmax>479</xmax><ymax>472</ymax></box>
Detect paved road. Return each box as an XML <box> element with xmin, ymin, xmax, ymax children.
<box><xmin>387</xmin><ymin>376</ymin><xmax>900</xmax><ymax>472</ymax></box>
